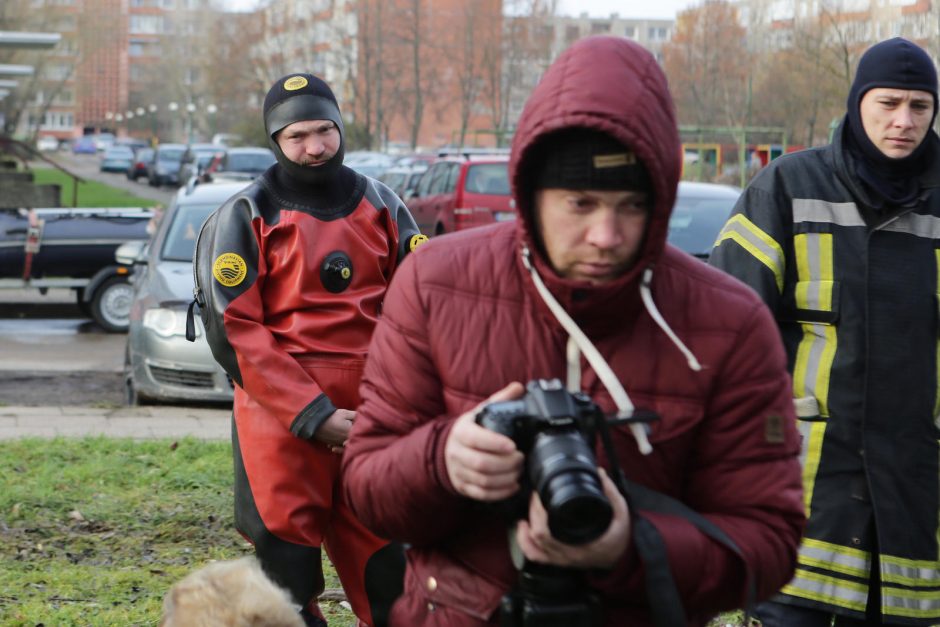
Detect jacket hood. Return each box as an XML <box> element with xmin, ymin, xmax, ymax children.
<box><xmin>509</xmin><ymin>35</ymin><xmax>681</xmax><ymax>300</ymax></box>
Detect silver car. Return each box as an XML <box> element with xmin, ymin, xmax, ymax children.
<box><xmin>122</xmin><ymin>179</ymin><xmax>250</xmax><ymax>405</ymax></box>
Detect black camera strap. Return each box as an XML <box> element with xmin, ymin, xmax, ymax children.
<box><xmin>597</xmin><ymin>422</ymin><xmax>756</xmax><ymax>627</ymax></box>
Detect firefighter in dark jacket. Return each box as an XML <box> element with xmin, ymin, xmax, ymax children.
<box><xmin>711</xmin><ymin>38</ymin><xmax>940</xmax><ymax>626</ymax></box>
<box><xmin>193</xmin><ymin>73</ymin><xmax>423</xmax><ymax>627</ymax></box>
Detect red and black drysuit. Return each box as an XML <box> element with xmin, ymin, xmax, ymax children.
<box><xmin>194</xmin><ymin>164</ymin><xmax>422</xmax><ymax>626</ymax></box>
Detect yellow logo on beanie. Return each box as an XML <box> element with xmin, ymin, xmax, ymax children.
<box><xmin>283</xmin><ymin>76</ymin><xmax>308</xmax><ymax>91</ymax></box>
<box><xmin>593</xmin><ymin>153</ymin><xmax>636</xmax><ymax>168</ymax></box>
<box><xmin>213</xmin><ymin>253</ymin><xmax>247</xmax><ymax>287</ymax></box>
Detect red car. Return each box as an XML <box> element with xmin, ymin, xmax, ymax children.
<box><xmin>405</xmin><ymin>155</ymin><xmax>512</xmax><ymax>236</ymax></box>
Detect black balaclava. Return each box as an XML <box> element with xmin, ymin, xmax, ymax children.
<box><xmin>845</xmin><ymin>37</ymin><xmax>939</xmax><ymax>207</ymax></box>
<box><xmin>263</xmin><ymin>73</ymin><xmax>346</xmax><ymax>186</ymax></box>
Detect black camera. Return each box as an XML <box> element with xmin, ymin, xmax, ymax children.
<box><xmin>475</xmin><ymin>379</ymin><xmax>612</xmax><ymax>545</ymax></box>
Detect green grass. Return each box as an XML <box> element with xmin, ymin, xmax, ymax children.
<box><xmin>0</xmin><ymin>438</ymin><xmax>354</xmax><ymax>626</ymax></box>
<box><xmin>30</xmin><ymin>168</ymin><xmax>160</xmax><ymax>208</ymax></box>
<box><xmin>0</xmin><ymin>437</ymin><xmax>749</xmax><ymax>626</ymax></box>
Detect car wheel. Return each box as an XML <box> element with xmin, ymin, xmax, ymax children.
<box><xmin>90</xmin><ymin>276</ymin><xmax>134</xmax><ymax>333</ymax></box>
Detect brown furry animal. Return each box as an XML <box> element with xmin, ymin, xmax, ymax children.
<box><xmin>160</xmin><ymin>556</ymin><xmax>305</xmax><ymax>627</ymax></box>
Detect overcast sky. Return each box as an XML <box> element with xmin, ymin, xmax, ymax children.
<box><xmin>556</xmin><ymin>0</ymin><xmax>697</xmax><ymax>19</ymax></box>
<box><xmin>223</xmin><ymin>0</ymin><xmax>699</xmax><ymax>20</ymax></box>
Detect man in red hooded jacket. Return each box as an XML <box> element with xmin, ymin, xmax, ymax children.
<box><xmin>342</xmin><ymin>36</ymin><xmax>805</xmax><ymax>626</ymax></box>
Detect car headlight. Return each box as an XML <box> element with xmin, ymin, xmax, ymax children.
<box><xmin>143</xmin><ymin>308</ymin><xmax>197</xmax><ymax>338</ymax></box>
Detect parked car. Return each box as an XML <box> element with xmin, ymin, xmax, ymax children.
<box><xmin>201</xmin><ymin>146</ymin><xmax>275</xmax><ymax>180</ymax></box>
<box><xmin>147</xmin><ymin>143</ymin><xmax>187</xmax><ymax>187</ymax></box>
<box><xmin>406</xmin><ymin>155</ymin><xmax>512</xmax><ymax>235</ymax></box>
<box><xmin>71</xmin><ymin>136</ymin><xmax>98</xmax><ymax>155</ymax></box>
<box><xmin>114</xmin><ymin>137</ymin><xmax>149</xmax><ymax>152</ymax></box>
<box><xmin>379</xmin><ymin>164</ymin><xmax>428</xmax><ymax>199</ymax></box>
<box><xmin>0</xmin><ymin>207</ymin><xmax>154</xmax><ymax>332</ymax></box>
<box><xmin>126</xmin><ymin>147</ymin><xmax>154</xmax><ymax>181</ymax></box>
<box><xmin>99</xmin><ymin>145</ymin><xmax>136</xmax><ymax>173</ymax></box>
<box><xmin>177</xmin><ymin>143</ymin><xmax>222</xmax><ymax>184</ymax></box>
<box><xmin>120</xmin><ymin>179</ymin><xmax>250</xmax><ymax>405</ymax></box>
<box><xmin>667</xmin><ymin>181</ymin><xmax>741</xmax><ymax>259</ymax></box>
<box><xmin>345</xmin><ymin>150</ymin><xmax>395</xmax><ymax>178</ymax></box>
<box><xmin>36</xmin><ymin>135</ymin><xmax>60</xmax><ymax>152</ymax></box>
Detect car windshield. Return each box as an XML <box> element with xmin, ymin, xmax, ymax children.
<box><xmin>161</xmin><ymin>204</ymin><xmax>217</xmax><ymax>262</ymax></box>
<box><xmin>228</xmin><ymin>152</ymin><xmax>275</xmax><ymax>172</ymax></box>
<box><xmin>464</xmin><ymin>163</ymin><xmax>509</xmax><ymax>195</ymax></box>
<box><xmin>105</xmin><ymin>147</ymin><xmax>134</xmax><ymax>157</ymax></box>
<box><xmin>196</xmin><ymin>151</ymin><xmax>219</xmax><ymax>165</ymax></box>
<box><xmin>158</xmin><ymin>148</ymin><xmax>185</xmax><ymax>161</ymax></box>
<box><xmin>668</xmin><ymin>192</ymin><xmax>738</xmax><ymax>258</ymax></box>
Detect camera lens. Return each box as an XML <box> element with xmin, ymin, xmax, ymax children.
<box><xmin>528</xmin><ymin>432</ymin><xmax>613</xmax><ymax>545</ymax></box>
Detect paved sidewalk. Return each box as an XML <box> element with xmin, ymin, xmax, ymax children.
<box><xmin>0</xmin><ymin>405</ymin><xmax>230</xmax><ymax>440</ymax></box>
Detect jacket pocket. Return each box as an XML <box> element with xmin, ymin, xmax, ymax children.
<box><xmin>402</xmin><ymin>549</ymin><xmax>506</xmax><ymax>624</ymax></box>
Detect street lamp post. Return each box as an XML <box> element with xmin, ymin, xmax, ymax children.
<box><xmin>206</xmin><ymin>104</ymin><xmax>217</xmax><ymax>141</ymax></box>
<box><xmin>185</xmin><ymin>102</ymin><xmax>196</xmax><ymax>144</ymax></box>
<box><xmin>168</xmin><ymin>102</ymin><xmax>178</xmax><ymax>142</ymax></box>
<box><xmin>148</xmin><ymin>104</ymin><xmax>158</xmax><ymax>144</ymax></box>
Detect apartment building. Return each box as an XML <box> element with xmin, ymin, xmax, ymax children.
<box><xmin>13</xmin><ymin>0</ymin><xmax>232</xmax><ymax>144</ymax></box>
<box><xmin>504</xmin><ymin>12</ymin><xmax>675</xmax><ymax>135</ymax></box>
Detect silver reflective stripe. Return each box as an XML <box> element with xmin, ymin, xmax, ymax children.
<box><xmin>797</xmin><ymin>323</ymin><xmax>830</xmax><ymax>405</ymax></box>
<box><xmin>799</xmin><ymin>539</ymin><xmax>869</xmax><ymax>578</ymax></box>
<box><xmin>881</xmin><ymin>212</ymin><xmax>940</xmax><ymax>239</ymax></box>
<box><xmin>783</xmin><ymin>569</ymin><xmax>868</xmax><ymax>610</ymax></box>
<box><xmin>800</xmin><ymin>235</ymin><xmax>826</xmax><ymax>310</ymax></box>
<box><xmin>883</xmin><ymin>588</ymin><xmax>940</xmax><ymax>615</ymax></box>
<box><xmin>793</xmin><ymin>199</ymin><xmax>866</xmax><ymax>227</ymax></box>
<box><xmin>882</xmin><ymin>559</ymin><xmax>940</xmax><ymax>586</ymax></box>
<box><xmin>716</xmin><ymin>217</ymin><xmax>784</xmax><ymax>271</ymax></box>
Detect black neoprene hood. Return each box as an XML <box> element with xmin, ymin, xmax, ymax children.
<box><xmin>262</xmin><ymin>73</ymin><xmax>346</xmax><ymax>185</ymax></box>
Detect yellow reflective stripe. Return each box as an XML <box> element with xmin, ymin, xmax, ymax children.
<box><xmin>798</xmin><ymin>538</ymin><xmax>870</xmax><ymax>578</ymax></box>
<box><xmin>882</xmin><ymin>585</ymin><xmax>940</xmax><ymax>619</ymax></box>
<box><xmin>792</xmin><ymin>234</ymin><xmax>836</xmax><ymax>416</ymax></box>
<box><xmin>794</xmin><ymin>233</ymin><xmax>834</xmax><ymax>311</ymax></box>
<box><xmin>882</xmin><ymin>554</ymin><xmax>940</xmax><ymax>586</ymax></box>
<box><xmin>799</xmin><ymin>421</ymin><xmax>826</xmax><ymax>515</ymax></box>
<box><xmin>714</xmin><ymin>214</ymin><xmax>785</xmax><ymax>293</ymax></box>
<box><xmin>782</xmin><ymin>568</ymin><xmax>868</xmax><ymax>611</ymax></box>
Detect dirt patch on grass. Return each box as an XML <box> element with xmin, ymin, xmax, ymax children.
<box><xmin>0</xmin><ymin>370</ymin><xmax>124</xmax><ymax>407</ymax></box>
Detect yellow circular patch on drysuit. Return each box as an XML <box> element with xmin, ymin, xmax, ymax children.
<box><xmin>409</xmin><ymin>234</ymin><xmax>429</xmax><ymax>252</ymax></box>
<box><xmin>213</xmin><ymin>253</ymin><xmax>247</xmax><ymax>287</ymax></box>
<box><xmin>284</xmin><ymin>76</ymin><xmax>308</xmax><ymax>91</ymax></box>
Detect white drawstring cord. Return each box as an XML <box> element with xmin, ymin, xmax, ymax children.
<box><xmin>640</xmin><ymin>267</ymin><xmax>702</xmax><ymax>372</ymax></box>
<box><xmin>521</xmin><ymin>246</ymin><xmax>652</xmax><ymax>455</ymax></box>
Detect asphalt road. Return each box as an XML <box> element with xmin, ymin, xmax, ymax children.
<box><xmin>42</xmin><ymin>150</ymin><xmax>177</xmax><ymax>207</ymax></box>
<box><xmin>0</xmin><ymin>158</ymin><xmax>175</xmax><ymax>407</ymax></box>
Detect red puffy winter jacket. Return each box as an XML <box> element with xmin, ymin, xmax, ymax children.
<box><xmin>343</xmin><ymin>36</ymin><xmax>804</xmax><ymax>626</ymax></box>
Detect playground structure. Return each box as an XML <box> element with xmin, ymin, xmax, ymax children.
<box><xmin>680</xmin><ymin>126</ymin><xmax>804</xmax><ymax>187</ymax></box>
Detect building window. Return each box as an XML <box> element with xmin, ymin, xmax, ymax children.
<box><xmin>623</xmin><ymin>26</ymin><xmax>635</xmax><ymax>38</ymax></box>
<box><xmin>591</xmin><ymin>22</ymin><xmax>610</xmax><ymax>34</ymax></box>
<box><xmin>647</xmin><ymin>26</ymin><xmax>668</xmax><ymax>40</ymax></box>
<box><xmin>565</xmin><ymin>25</ymin><xmax>580</xmax><ymax>43</ymax></box>
<box><xmin>130</xmin><ymin>15</ymin><xmax>165</xmax><ymax>34</ymax></box>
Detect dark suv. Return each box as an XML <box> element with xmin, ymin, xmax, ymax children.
<box><xmin>406</xmin><ymin>155</ymin><xmax>512</xmax><ymax>236</ymax></box>
<box><xmin>147</xmin><ymin>143</ymin><xmax>187</xmax><ymax>187</ymax></box>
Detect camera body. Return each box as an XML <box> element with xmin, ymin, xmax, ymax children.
<box><xmin>476</xmin><ymin>378</ymin><xmax>613</xmax><ymax>546</ymax></box>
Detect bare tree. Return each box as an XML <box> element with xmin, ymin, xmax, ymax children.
<box><xmin>662</xmin><ymin>0</ymin><xmax>751</xmax><ymax>128</ymax></box>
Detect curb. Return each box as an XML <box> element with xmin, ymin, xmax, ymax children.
<box><xmin>0</xmin><ymin>405</ymin><xmax>230</xmax><ymax>440</ymax></box>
